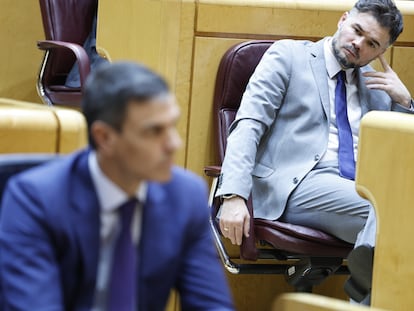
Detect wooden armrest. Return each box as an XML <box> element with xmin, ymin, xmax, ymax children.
<box><xmin>204</xmin><ymin>165</ymin><xmax>221</xmax><ymax>177</ymax></box>
<box><xmin>37</xmin><ymin>40</ymin><xmax>90</xmax><ymax>87</ymax></box>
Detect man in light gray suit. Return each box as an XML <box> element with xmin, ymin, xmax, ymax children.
<box><xmin>216</xmin><ymin>0</ymin><xmax>413</xmax><ymax>303</ymax></box>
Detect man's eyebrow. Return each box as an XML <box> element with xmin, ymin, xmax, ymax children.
<box><xmin>354</xmin><ymin>23</ymin><xmax>381</xmax><ymax>48</ymax></box>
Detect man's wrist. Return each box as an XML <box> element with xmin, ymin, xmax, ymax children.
<box><xmin>221</xmin><ymin>193</ymin><xmax>240</xmax><ymax>200</ymax></box>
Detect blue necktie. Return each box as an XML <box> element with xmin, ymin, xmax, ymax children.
<box><xmin>108</xmin><ymin>198</ymin><xmax>138</xmax><ymax>311</ymax></box>
<box><xmin>335</xmin><ymin>71</ymin><xmax>355</xmax><ymax>180</ymax></box>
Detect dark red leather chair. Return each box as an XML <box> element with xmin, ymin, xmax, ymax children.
<box><xmin>36</xmin><ymin>0</ymin><xmax>98</xmax><ymax>108</ymax></box>
<box><xmin>205</xmin><ymin>40</ymin><xmax>353</xmax><ymax>292</ymax></box>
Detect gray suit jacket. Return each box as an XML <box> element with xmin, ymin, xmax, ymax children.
<box><xmin>217</xmin><ymin>38</ymin><xmax>412</xmax><ymax>220</ymax></box>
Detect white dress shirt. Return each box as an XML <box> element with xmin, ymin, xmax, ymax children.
<box><xmin>88</xmin><ymin>151</ymin><xmax>147</xmax><ymax>311</ymax></box>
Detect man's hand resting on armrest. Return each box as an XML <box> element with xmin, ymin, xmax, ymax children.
<box><xmin>219</xmin><ymin>196</ymin><xmax>250</xmax><ymax>245</ymax></box>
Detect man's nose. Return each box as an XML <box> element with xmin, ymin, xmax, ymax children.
<box><xmin>352</xmin><ymin>36</ymin><xmax>363</xmax><ymax>49</ymax></box>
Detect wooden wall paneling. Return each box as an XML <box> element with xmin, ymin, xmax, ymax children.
<box><xmin>0</xmin><ymin>1</ymin><xmax>44</xmax><ymax>103</ymax></box>
<box><xmin>196</xmin><ymin>4</ymin><xmax>339</xmax><ymax>38</ymax></box>
<box><xmin>98</xmin><ymin>0</ymin><xmax>196</xmax><ymax>167</ymax></box>
<box><xmin>186</xmin><ymin>37</ymin><xmax>245</xmax><ymax>176</ymax></box>
<box><xmin>391</xmin><ymin>47</ymin><xmax>414</xmax><ymax>95</ymax></box>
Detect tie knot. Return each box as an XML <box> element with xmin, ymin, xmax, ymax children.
<box><xmin>119</xmin><ymin>198</ymin><xmax>138</xmax><ymax>226</ymax></box>
<box><xmin>337</xmin><ymin>70</ymin><xmax>346</xmax><ymax>84</ymax></box>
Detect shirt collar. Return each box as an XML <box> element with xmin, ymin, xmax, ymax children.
<box><xmin>324</xmin><ymin>37</ymin><xmax>356</xmax><ymax>84</ymax></box>
<box><xmin>88</xmin><ymin>151</ymin><xmax>147</xmax><ymax>213</ymax></box>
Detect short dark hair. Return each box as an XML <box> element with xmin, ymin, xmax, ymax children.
<box><xmin>352</xmin><ymin>0</ymin><xmax>403</xmax><ymax>44</ymax></box>
<box><xmin>81</xmin><ymin>61</ymin><xmax>169</xmax><ymax>148</ymax></box>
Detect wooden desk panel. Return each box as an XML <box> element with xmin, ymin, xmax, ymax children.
<box><xmin>0</xmin><ymin>98</ymin><xmax>87</xmax><ymax>154</ymax></box>
<box><xmin>357</xmin><ymin>111</ymin><xmax>414</xmax><ymax>310</ymax></box>
<box><xmin>273</xmin><ymin>292</ymin><xmax>387</xmax><ymax>311</ymax></box>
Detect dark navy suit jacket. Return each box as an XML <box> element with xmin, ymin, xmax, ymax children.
<box><xmin>0</xmin><ymin>149</ymin><xmax>234</xmax><ymax>310</ymax></box>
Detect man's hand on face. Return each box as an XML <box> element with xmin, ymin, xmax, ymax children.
<box><xmin>363</xmin><ymin>54</ymin><xmax>412</xmax><ymax>108</ymax></box>
<box><xmin>219</xmin><ymin>196</ymin><xmax>250</xmax><ymax>246</ymax></box>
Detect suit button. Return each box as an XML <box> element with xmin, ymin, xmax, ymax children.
<box><xmin>314</xmin><ymin>154</ymin><xmax>320</xmax><ymax>161</ymax></box>
<box><xmin>293</xmin><ymin>177</ymin><xmax>299</xmax><ymax>184</ymax></box>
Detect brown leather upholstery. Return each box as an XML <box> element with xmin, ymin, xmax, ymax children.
<box><xmin>213</xmin><ymin>41</ymin><xmax>273</xmax><ymax>162</ymax></box>
<box><xmin>207</xmin><ymin>40</ymin><xmax>353</xmax><ymax>289</ymax></box>
<box><xmin>36</xmin><ymin>0</ymin><xmax>98</xmax><ymax>108</ymax></box>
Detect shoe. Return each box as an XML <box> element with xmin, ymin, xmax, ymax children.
<box><xmin>344</xmin><ymin>244</ymin><xmax>374</xmax><ymax>303</ymax></box>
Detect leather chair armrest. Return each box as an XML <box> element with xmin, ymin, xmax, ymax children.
<box><xmin>204</xmin><ymin>164</ymin><xmax>258</xmax><ymax>260</ymax></box>
<box><xmin>37</xmin><ymin>40</ymin><xmax>90</xmax><ymax>87</ymax></box>
<box><xmin>204</xmin><ymin>165</ymin><xmax>221</xmax><ymax>177</ymax></box>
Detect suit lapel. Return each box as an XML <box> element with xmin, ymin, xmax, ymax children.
<box><xmin>356</xmin><ymin>67</ymin><xmax>370</xmax><ymax>115</ymax></box>
<box><xmin>139</xmin><ymin>182</ymin><xmax>166</xmax><ymax>269</ymax></box>
<box><xmin>70</xmin><ymin>150</ymin><xmax>100</xmax><ymax>287</ymax></box>
<box><xmin>138</xmin><ymin>182</ymin><xmax>166</xmax><ymax>309</ymax></box>
<box><xmin>309</xmin><ymin>39</ymin><xmax>371</xmax><ymax>117</ymax></box>
<box><xmin>309</xmin><ymin>39</ymin><xmax>330</xmax><ymax>120</ymax></box>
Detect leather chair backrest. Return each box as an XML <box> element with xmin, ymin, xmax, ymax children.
<box><xmin>38</xmin><ymin>0</ymin><xmax>98</xmax><ymax>85</ymax></box>
<box><xmin>213</xmin><ymin>40</ymin><xmax>274</xmax><ymax>162</ymax></box>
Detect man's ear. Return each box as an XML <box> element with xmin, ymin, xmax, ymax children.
<box><xmin>379</xmin><ymin>47</ymin><xmax>389</xmax><ymax>56</ymax></box>
<box><xmin>90</xmin><ymin>121</ymin><xmax>117</xmax><ymax>155</ymax></box>
<box><xmin>337</xmin><ymin>11</ymin><xmax>349</xmax><ymax>28</ymax></box>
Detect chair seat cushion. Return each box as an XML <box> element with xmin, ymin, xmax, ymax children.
<box><xmin>254</xmin><ymin>219</ymin><xmax>353</xmax><ymax>257</ymax></box>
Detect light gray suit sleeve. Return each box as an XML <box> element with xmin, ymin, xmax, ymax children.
<box><xmin>216</xmin><ymin>41</ymin><xmax>294</xmax><ymax>199</ymax></box>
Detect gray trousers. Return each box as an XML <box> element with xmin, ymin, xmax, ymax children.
<box><xmin>279</xmin><ymin>161</ymin><xmax>376</xmax><ymax>246</ymax></box>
